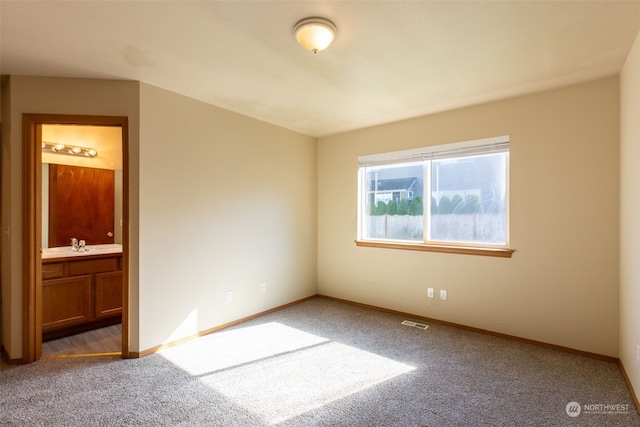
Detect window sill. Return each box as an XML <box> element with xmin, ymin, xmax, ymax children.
<box><xmin>355</xmin><ymin>240</ymin><xmax>515</xmax><ymax>258</ymax></box>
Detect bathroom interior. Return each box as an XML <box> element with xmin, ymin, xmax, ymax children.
<box><xmin>40</xmin><ymin>123</ymin><xmax>123</xmax><ymax>356</ymax></box>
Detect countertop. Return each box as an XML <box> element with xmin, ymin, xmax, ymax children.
<box><xmin>42</xmin><ymin>244</ymin><xmax>123</xmax><ymax>260</ymax></box>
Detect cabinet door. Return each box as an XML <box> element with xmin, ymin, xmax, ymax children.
<box><xmin>95</xmin><ymin>271</ymin><xmax>123</xmax><ymax>318</ymax></box>
<box><xmin>42</xmin><ymin>275</ymin><xmax>92</xmax><ymax>331</ymax></box>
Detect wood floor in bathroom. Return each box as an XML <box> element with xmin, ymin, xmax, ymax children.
<box><xmin>41</xmin><ymin>324</ymin><xmax>121</xmax><ymax>357</ymax></box>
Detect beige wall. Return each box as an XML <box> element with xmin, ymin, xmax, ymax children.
<box><xmin>0</xmin><ymin>71</ymin><xmax>629</xmax><ymax>363</ymax></box>
<box><xmin>620</xmin><ymin>31</ymin><xmax>640</xmax><ymax>402</ymax></box>
<box><xmin>0</xmin><ymin>76</ymin><xmax>317</xmax><ymax>358</ymax></box>
<box><xmin>318</xmin><ymin>78</ymin><xmax>620</xmax><ymax>357</ymax></box>
<box><xmin>137</xmin><ymin>84</ymin><xmax>317</xmax><ymax>351</ymax></box>
<box><xmin>0</xmin><ymin>76</ymin><xmax>141</xmax><ymax>359</ymax></box>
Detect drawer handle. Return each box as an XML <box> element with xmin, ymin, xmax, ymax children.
<box><xmin>107</xmin><ymin>232</ymin><xmax>114</xmax><ymax>237</ymax></box>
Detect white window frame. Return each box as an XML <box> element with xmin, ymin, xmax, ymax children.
<box><xmin>356</xmin><ymin>136</ymin><xmax>513</xmax><ymax>258</ymax></box>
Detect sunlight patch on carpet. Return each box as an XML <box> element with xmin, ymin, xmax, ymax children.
<box><xmin>199</xmin><ymin>341</ymin><xmax>416</xmax><ymax>425</ymax></box>
<box><xmin>159</xmin><ymin>322</ymin><xmax>328</xmax><ymax>375</ymax></box>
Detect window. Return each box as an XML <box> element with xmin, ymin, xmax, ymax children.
<box><xmin>357</xmin><ymin>136</ymin><xmax>512</xmax><ymax>257</ymax></box>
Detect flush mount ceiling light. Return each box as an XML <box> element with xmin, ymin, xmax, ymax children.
<box><xmin>42</xmin><ymin>141</ymin><xmax>98</xmax><ymax>158</ymax></box>
<box><xmin>293</xmin><ymin>17</ymin><xmax>337</xmax><ymax>54</ymax></box>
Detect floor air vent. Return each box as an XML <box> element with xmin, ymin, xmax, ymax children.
<box><xmin>401</xmin><ymin>320</ymin><xmax>429</xmax><ymax>330</ymax></box>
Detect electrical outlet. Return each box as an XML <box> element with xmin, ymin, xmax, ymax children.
<box><xmin>427</xmin><ymin>287</ymin><xmax>434</xmax><ymax>298</ymax></box>
<box><xmin>226</xmin><ymin>290</ymin><xmax>233</xmax><ymax>302</ymax></box>
<box><xmin>440</xmin><ymin>289</ymin><xmax>448</xmax><ymax>300</ymax></box>
<box><xmin>261</xmin><ymin>283</ymin><xmax>267</xmax><ymax>293</ymax></box>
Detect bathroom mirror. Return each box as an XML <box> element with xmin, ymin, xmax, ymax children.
<box><xmin>41</xmin><ymin>124</ymin><xmax>123</xmax><ymax>248</ymax></box>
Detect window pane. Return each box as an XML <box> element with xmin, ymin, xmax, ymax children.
<box><xmin>363</xmin><ymin>163</ymin><xmax>424</xmax><ymax>241</ymax></box>
<box><xmin>430</xmin><ymin>152</ymin><xmax>507</xmax><ymax>245</ymax></box>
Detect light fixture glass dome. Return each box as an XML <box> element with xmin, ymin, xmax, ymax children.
<box><xmin>294</xmin><ymin>17</ymin><xmax>337</xmax><ymax>54</ymax></box>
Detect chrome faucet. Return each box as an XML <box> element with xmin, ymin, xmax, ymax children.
<box><xmin>71</xmin><ymin>237</ymin><xmax>88</xmax><ymax>252</ymax></box>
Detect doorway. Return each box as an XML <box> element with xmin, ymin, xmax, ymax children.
<box><xmin>22</xmin><ymin>114</ymin><xmax>130</xmax><ymax>363</ymax></box>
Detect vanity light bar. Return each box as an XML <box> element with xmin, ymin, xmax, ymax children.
<box><xmin>42</xmin><ymin>142</ymin><xmax>98</xmax><ymax>158</ymax></box>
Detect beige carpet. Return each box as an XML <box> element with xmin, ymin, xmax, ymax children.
<box><xmin>2</xmin><ymin>298</ymin><xmax>638</xmax><ymax>426</ymax></box>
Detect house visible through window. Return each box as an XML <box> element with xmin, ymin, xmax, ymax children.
<box><xmin>357</xmin><ymin>136</ymin><xmax>510</xmax><ymax>250</ymax></box>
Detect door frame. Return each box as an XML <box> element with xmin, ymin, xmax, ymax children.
<box><xmin>22</xmin><ymin>113</ymin><xmax>130</xmax><ymax>363</ymax></box>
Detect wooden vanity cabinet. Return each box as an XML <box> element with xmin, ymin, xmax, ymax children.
<box><xmin>42</xmin><ymin>254</ymin><xmax>122</xmax><ymax>340</ymax></box>
<box><xmin>95</xmin><ymin>271</ymin><xmax>123</xmax><ymax>318</ymax></box>
<box><xmin>42</xmin><ymin>275</ymin><xmax>92</xmax><ymax>331</ymax></box>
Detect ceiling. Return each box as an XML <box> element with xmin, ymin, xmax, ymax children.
<box><xmin>2</xmin><ymin>1</ymin><xmax>640</xmax><ymax>138</ymax></box>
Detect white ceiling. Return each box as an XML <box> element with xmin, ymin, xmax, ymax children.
<box><xmin>2</xmin><ymin>1</ymin><xmax>640</xmax><ymax>137</ymax></box>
